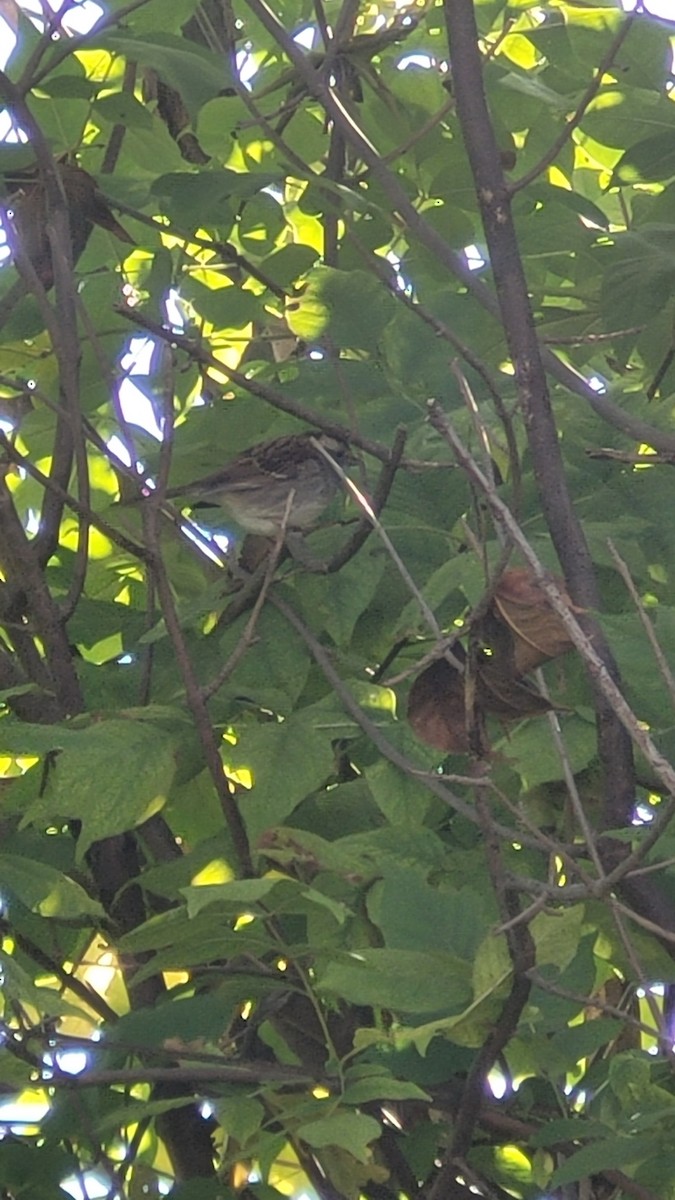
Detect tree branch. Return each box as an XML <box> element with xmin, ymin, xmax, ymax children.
<box><xmin>440</xmin><ymin>0</ymin><xmax>636</xmax><ymax>832</ymax></box>
<box><xmin>508</xmin><ymin>13</ymin><xmax>636</xmax><ymax>193</ymax></box>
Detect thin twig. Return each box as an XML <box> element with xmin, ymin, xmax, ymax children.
<box><xmin>542</xmin><ymin>326</ymin><xmax>645</xmax><ymax>345</ymax></box>
<box><xmin>200</xmin><ymin>509</ymin><xmax>290</xmax><ymax>702</ymax></box>
<box><xmin>446</xmin><ymin>791</ymin><xmax>534</xmax><ymax>1161</ymax></box>
<box><xmin>607</xmin><ymin>894</ymin><xmax>668</xmax><ymax>1048</ymax></box>
<box><xmin>377</xmin><ymin>98</ymin><xmax>453</xmax><ymax>167</ymax></box>
<box><xmin>612</xmin><ymin>898</ymin><xmax>675</xmax><ymax>948</ymax></box>
<box><xmin>537</xmin><ymin>669</ymin><xmax>605</xmax><ymax>876</ymax></box>
<box><xmin>25</xmin><ymin>0</ymin><xmax>156</xmax><ymax>92</ymax></box>
<box><xmin>111</xmin><ymin>197</ymin><xmax>287</xmax><ymax>299</ymax></box>
<box><xmin>427</xmin><ymin>400</ymin><xmax>675</xmax><ymax>796</ymax></box>
<box><xmin>50</xmin><ymin>1062</ymin><xmax>317</xmax><ymax>1088</ymax></box>
<box><xmin>586</xmin><ymin>448</ymin><xmax>675</xmax><ymax>465</ymax></box>
<box><xmin>142</xmin><ymin>504</ymin><xmax>253</xmax><ymax>876</ymax></box>
<box><xmin>114</xmin><ymin>303</ymin><xmax>419</xmax><ymax>467</ymax></box>
<box><xmin>509</xmin><ymin>13</ymin><xmax>636</xmax><ymax>193</ymax></box>
<box><xmin>494</xmin><ymin>894</ymin><xmax>548</xmax><ymax>935</ymax></box>
<box><xmin>312</xmin><ymin>438</ymin><xmax>446</xmax><ymax>642</ymax></box>
<box><xmin>452</xmin><ymin>359</ymin><xmax>497</xmax><ymax>490</ymax></box>
<box><xmin>607</xmin><ymin>537</ymin><xmax>675</xmax><ymax>711</ymax></box>
<box><xmin>0</xmin><ymin>432</ymin><xmax>147</xmax><ymax>561</ymax></box>
<box><xmin>323</xmin><ymin>425</ymin><xmax>407</xmax><ymax>573</ymax></box>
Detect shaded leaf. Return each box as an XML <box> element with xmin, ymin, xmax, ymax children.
<box><xmin>228</xmin><ymin>715</ymin><xmax>336</xmax><ymax>844</ymax></box>
<box><xmin>551</xmin><ymin>1133</ymin><xmax>657</xmax><ymax>1187</ymax></box>
<box><xmin>612</xmin><ymin>131</ymin><xmax>675</xmax><ymax>185</ymax></box>
<box><xmin>296</xmin><ymin>1111</ymin><xmax>382</xmax><ymax>1163</ymax></box>
<box><xmin>20</xmin><ymin>719</ymin><xmax>176</xmax><ymax>858</ymax></box>
<box><xmin>0</xmin><ymin>853</ymin><xmax>103</xmax><ymax>918</ymax></box>
<box><xmin>317</xmin><ymin>948</ymin><xmax>472</xmax><ymax>1013</ymax></box>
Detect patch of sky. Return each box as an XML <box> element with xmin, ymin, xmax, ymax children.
<box><xmin>386</xmin><ymin>249</ymin><xmax>412</xmax><ymax>294</ymax></box>
<box><xmin>118</xmin><ymin>336</ymin><xmax>164</xmax><ymax>441</ymax></box>
<box><xmin>52</xmin><ymin>1047</ymin><xmax>90</xmax><ymax>1075</ymax></box>
<box><xmin>465</xmin><ymin>244</ymin><xmax>487</xmax><ymax>271</ymax></box>
<box><xmin>622</xmin><ymin>0</ymin><xmax>675</xmax><ymax>18</ymax></box>
<box><xmin>397</xmin><ymin>53</ymin><xmax>434</xmax><ymax>70</ymax></box>
<box><xmin>19</xmin><ymin>0</ymin><xmax>104</xmax><ymax>36</ymax></box>
<box><xmin>587</xmin><ymin>375</ymin><xmax>607</xmax><ymax>394</ymax></box>
<box><xmin>294</xmin><ymin>27</ymin><xmax>316</xmax><ymax>50</ymax></box>
<box><xmin>61</xmin><ymin>1171</ymin><xmax>120</xmax><ymax>1200</ymax></box>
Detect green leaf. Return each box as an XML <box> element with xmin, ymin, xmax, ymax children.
<box><xmin>214</xmin><ymin>1095</ymin><xmax>266</xmax><ymax>1147</ymax></box>
<box><xmin>182</xmin><ymin>278</ymin><xmax>262</xmax><ymax>330</ymax></box>
<box><xmin>364</xmin><ymin>761</ymin><xmax>434</xmax><ymax>828</ymax></box>
<box><xmin>151</xmin><ymin>168</ymin><xmax>278</xmax><ymax>228</ymax></box>
<box><xmin>217</xmin><ymin>605</ymin><xmax>312</xmax><ymax>712</ymax></box>
<box><xmin>613</xmin><ymin>131</ymin><xmax>675</xmax><ymax>185</ymax></box>
<box><xmin>0</xmin><ymin>952</ymin><xmax>82</xmax><ymax>1019</ymax></box>
<box><xmin>183</xmin><ymin>877</ymin><xmax>278</xmax><ymax>916</ymax></box>
<box><xmin>501</xmin><ymin>715</ymin><xmax>596</xmax><ymax>789</ymax></box>
<box><xmin>598</xmin><ymin>608</ymin><xmax>675</xmax><ymax>729</ymax></box>
<box><xmin>530</xmin><ymin>1117</ymin><xmax>615</xmax><ymax>1148</ymax></box>
<box><xmin>0</xmin><ymin>1141</ymin><xmax>78</xmax><ymax>1200</ymax></box>
<box><xmin>296</xmin><ymin>1111</ymin><xmax>382</xmax><ymax>1163</ymax></box>
<box><xmin>286</xmin><ymin>267</ymin><xmax>396</xmax><ymax>350</ymax></box>
<box><xmin>238</xmin><ymin>193</ymin><xmax>286</xmax><ymax>255</ymax></box>
<box><xmin>195</xmin><ymin>97</ymin><xmax>236</xmax><ymax>161</ymax></box>
<box><xmin>367</xmin><ymin>869</ymin><xmax>494</xmax><ymax>960</ymax></box>
<box><xmin>532</xmin><ymin>906</ymin><xmax>588</xmax><ymax>970</ymax></box>
<box><xmin>551</xmin><ymin>1133</ymin><xmax>658</xmax><ymax>1187</ymax></box>
<box><xmin>37</xmin><ymin>76</ymin><xmax>95</xmax><ymax>100</ymax></box>
<box><xmin>227</xmin><ymin>715</ymin><xmax>336</xmax><ymax>844</ymax></box>
<box><xmin>298</xmin><ymin>555</ymin><xmax>386</xmax><ymax>648</ymax></box>
<box><xmin>317</xmin><ymin>948</ymin><xmax>472</xmax><ymax>1013</ymax></box>
<box><xmin>472</xmin><ymin>929</ymin><xmax>513</xmax><ymax>1000</ymax></box>
<box><xmin>600</xmin><ymin>225</ymin><xmax>675</xmax><ymax>325</ymax></box>
<box><xmin>0</xmin><ymin>853</ymin><xmax>102</xmax><ymax>918</ymax></box>
<box><xmin>94</xmin><ymin>32</ymin><xmax>226</xmax><ymax>117</ymax></box>
<box><xmin>94</xmin><ymin>92</ymin><xmax>155</xmax><ymax>131</ymax></box>
<box><xmin>0</xmin><ymin>721</ymin><xmax>77</xmax><ymax>756</ymax></box>
<box><xmin>498</xmin><ymin>70</ymin><xmax>570</xmax><ymax>111</ymax></box>
<box><xmin>341</xmin><ymin>1064</ymin><xmax>430</xmax><ymax>1105</ymax></box>
<box><xmin>110</xmin><ymin>990</ymin><xmax>252</xmax><ymax>1048</ymax></box>
<box><xmin>549</xmin><ymin>1017</ymin><xmax>623</xmax><ymax>1068</ymax></box>
<box><xmin>20</xmin><ymin>719</ymin><xmax>176</xmax><ymax>858</ymax></box>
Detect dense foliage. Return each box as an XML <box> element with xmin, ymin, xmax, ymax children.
<box><xmin>3</xmin><ymin>0</ymin><xmax>675</xmax><ymax>1197</ymax></box>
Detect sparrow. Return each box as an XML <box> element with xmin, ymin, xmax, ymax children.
<box><xmin>165</xmin><ymin>430</ymin><xmax>351</xmax><ymax>536</ymax></box>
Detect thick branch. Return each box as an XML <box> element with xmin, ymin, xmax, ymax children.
<box><xmin>441</xmin><ymin>0</ymin><xmax>635</xmax><ymax>829</ymax></box>
<box><xmin>0</xmin><ymin>480</ymin><xmax>81</xmax><ymax>716</ymax></box>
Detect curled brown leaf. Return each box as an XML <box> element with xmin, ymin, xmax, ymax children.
<box><xmin>407</xmin><ymin>658</ymin><xmax>472</xmax><ymax>754</ymax></box>
<box><xmin>2</xmin><ymin>162</ymin><xmax>133</xmax><ymax>288</ymax></box>
<box><xmin>493</xmin><ymin>567</ymin><xmax>575</xmax><ymax>675</ymax></box>
<box><xmin>407</xmin><ymin>567</ymin><xmax>574</xmax><ymax>754</ymax></box>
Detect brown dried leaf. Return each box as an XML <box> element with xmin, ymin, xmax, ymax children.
<box><xmin>477</xmin><ymin>660</ymin><xmax>555</xmax><ymax>718</ymax></box>
<box><xmin>407</xmin><ymin>658</ymin><xmax>472</xmax><ymax>754</ymax></box>
<box><xmin>5</xmin><ymin>162</ymin><xmax>133</xmax><ymax>288</ymax></box>
<box><xmin>493</xmin><ymin>567</ymin><xmax>574</xmax><ymax>675</ymax></box>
